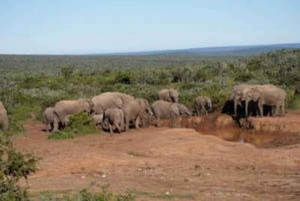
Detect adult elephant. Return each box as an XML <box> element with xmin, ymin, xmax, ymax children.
<box><xmin>122</xmin><ymin>98</ymin><xmax>152</xmax><ymax>131</ymax></box>
<box><xmin>151</xmin><ymin>100</ymin><xmax>192</xmax><ymax>127</ymax></box>
<box><xmin>92</xmin><ymin>92</ymin><xmax>134</xmax><ymax>115</ymax></box>
<box><xmin>102</xmin><ymin>107</ymin><xmax>124</xmax><ymax>134</ymax></box>
<box><xmin>158</xmin><ymin>88</ymin><xmax>179</xmax><ymax>103</ymax></box>
<box><xmin>0</xmin><ymin>101</ymin><xmax>8</xmax><ymax>132</ymax></box>
<box><xmin>244</xmin><ymin>85</ymin><xmax>286</xmax><ymax>117</ymax></box>
<box><xmin>242</xmin><ymin>84</ymin><xmax>277</xmax><ymax>117</ymax></box>
<box><xmin>194</xmin><ymin>96</ymin><xmax>212</xmax><ymax>115</ymax></box>
<box><xmin>230</xmin><ymin>84</ymin><xmax>253</xmax><ymax>117</ymax></box>
<box><xmin>53</xmin><ymin>99</ymin><xmax>94</xmax><ymax>130</ymax></box>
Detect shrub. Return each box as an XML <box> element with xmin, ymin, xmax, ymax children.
<box><xmin>48</xmin><ymin>112</ymin><xmax>98</xmax><ymax>140</ymax></box>
<box><xmin>0</xmin><ymin>132</ymin><xmax>38</xmax><ymax>201</ymax></box>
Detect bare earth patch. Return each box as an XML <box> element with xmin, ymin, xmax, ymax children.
<box><xmin>13</xmin><ymin>112</ymin><xmax>300</xmax><ymax>201</ymax></box>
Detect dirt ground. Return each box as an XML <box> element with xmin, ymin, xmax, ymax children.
<box><xmin>13</xmin><ymin>113</ymin><xmax>300</xmax><ymax>201</ymax></box>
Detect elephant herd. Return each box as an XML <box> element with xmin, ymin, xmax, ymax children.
<box><xmin>0</xmin><ymin>84</ymin><xmax>287</xmax><ymax>133</ymax></box>
<box><xmin>40</xmin><ymin>89</ymin><xmax>213</xmax><ymax>134</ymax></box>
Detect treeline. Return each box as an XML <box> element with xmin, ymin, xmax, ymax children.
<box><xmin>0</xmin><ymin>49</ymin><xmax>300</xmax><ymax>133</ymax></box>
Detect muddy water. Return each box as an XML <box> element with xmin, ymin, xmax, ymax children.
<box><xmin>156</xmin><ymin>115</ymin><xmax>300</xmax><ymax>148</ymax></box>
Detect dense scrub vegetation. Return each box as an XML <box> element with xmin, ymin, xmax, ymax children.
<box><xmin>1</xmin><ymin>49</ymin><xmax>300</xmax><ymax>131</ymax></box>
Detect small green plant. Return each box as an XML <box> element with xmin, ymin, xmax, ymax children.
<box><xmin>0</xmin><ymin>132</ymin><xmax>39</xmax><ymax>201</ymax></box>
<box><xmin>38</xmin><ymin>185</ymin><xmax>136</xmax><ymax>201</ymax></box>
<box><xmin>48</xmin><ymin>112</ymin><xmax>99</xmax><ymax>140</ymax></box>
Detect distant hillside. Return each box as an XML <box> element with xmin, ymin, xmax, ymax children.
<box><xmin>106</xmin><ymin>43</ymin><xmax>300</xmax><ymax>57</ymax></box>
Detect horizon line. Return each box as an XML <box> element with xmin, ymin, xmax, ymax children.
<box><xmin>0</xmin><ymin>42</ymin><xmax>299</xmax><ymax>56</ymax></box>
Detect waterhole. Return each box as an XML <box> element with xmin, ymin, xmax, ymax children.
<box><xmin>154</xmin><ymin>115</ymin><xmax>300</xmax><ymax>148</ymax></box>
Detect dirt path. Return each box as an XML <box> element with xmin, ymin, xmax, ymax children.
<box><xmin>13</xmin><ymin>118</ymin><xmax>300</xmax><ymax>201</ymax></box>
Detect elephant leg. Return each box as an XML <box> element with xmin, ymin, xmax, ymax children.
<box><xmin>135</xmin><ymin>116</ymin><xmax>141</xmax><ymax>129</ymax></box>
<box><xmin>245</xmin><ymin>100</ymin><xmax>249</xmax><ymax>117</ymax></box>
<box><xmin>170</xmin><ymin>113</ymin><xmax>177</xmax><ymax>127</ymax></box>
<box><xmin>258</xmin><ymin>103</ymin><xmax>264</xmax><ymax>117</ymax></box>
<box><xmin>109</xmin><ymin>124</ymin><xmax>113</xmax><ymax>134</ymax></box>
<box><xmin>52</xmin><ymin>117</ymin><xmax>60</xmax><ymax>132</ymax></box>
<box><xmin>120</xmin><ymin>118</ymin><xmax>125</xmax><ymax>132</ymax></box>
<box><xmin>282</xmin><ymin>103</ymin><xmax>285</xmax><ymax>116</ymax></box>
<box><xmin>233</xmin><ymin>100</ymin><xmax>238</xmax><ymax>116</ymax></box>
<box><xmin>156</xmin><ymin>116</ymin><xmax>160</xmax><ymax>127</ymax></box>
<box><xmin>124</xmin><ymin>115</ymin><xmax>129</xmax><ymax>131</ymax></box>
<box><xmin>196</xmin><ymin>105</ymin><xmax>200</xmax><ymax>116</ymax></box>
<box><xmin>274</xmin><ymin>104</ymin><xmax>279</xmax><ymax>116</ymax></box>
<box><xmin>50</xmin><ymin>122</ymin><xmax>54</xmax><ymax>132</ymax></box>
<box><xmin>115</xmin><ymin>123</ymin><xmax>121</xmax><ymax>133</ymax></box>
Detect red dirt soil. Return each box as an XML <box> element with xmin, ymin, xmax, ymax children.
<box><xmin>13</xmin><ymin>113</ymin><xmax>300</xmax><ymax>201</ymax></box>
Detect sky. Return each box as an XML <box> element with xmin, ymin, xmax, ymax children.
<box><xmin>0</xmin><ymin>0</ymin><xmax>300</xmax><ymax>54</ymax></box>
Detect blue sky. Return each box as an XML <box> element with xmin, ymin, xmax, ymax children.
<box><xmin>0</xmin><ymin>0</ymin><xmax>299</xmax><ymax>54</ymax></box>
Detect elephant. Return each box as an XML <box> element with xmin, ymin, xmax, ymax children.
<box><xmin>92</xmin><ymin>92</ymin><xmax>134</xmax><ymax>115</ymax></box>
<box><xmin>122</xmin><ymin>98</ymin><xmax>152</xmax><ymax>131</ymax></box>
<box><xmin>194</xmin><ymin>96</ymin><xmax>212</xmax><ymax>115</ymax></box>
<box><xmin>244</xmin><ymin>85</ymin><xmax>287</xmax><ymax>117</ymax></box>
<box><xmin>151</xmin><ymin>100</ymin><xmax>192</xmax><ymax>127</ymax></box>
<box><xmin>53</xmin><ymin>99</ymin><xmax>94</xmax><ymax>130</ymax></box>
<box><xmin>42</xmin><ymin>107</ymin><xmax>56</xmax><ymax>132</ymax></box>
<box><xmin>230</xmin><ymin>84</ymin><xmax>255</xmax><ymax>116</ymax></box>
<box><xmin>221</xmin><ymin>99</ymin><xmax>272</xmax><ymax>118</ymax></box>
<box><xmin>241</xmin><ymin>84</ymin><xmax>277</xmax><ymax>117</ymax></box>
<box><xmin>158</xmin><ymin>88</ymin><xmax>179</xmax><ymax>103</ymax></box>
<box><xmin>92</xmin><ymin>114</ymin><xmax>103</xmax><ymax>125</ymax></box>
<box><xmin>0</xmin><ymin>101</ymin><xmax>8</xmax><ymax>132</ymax></box>
<box><xmin>177</xmin><ymin>103</ymin><xmax>192</xmax><ymax>116</ymax></box>
<box><xmin>102</xmin><ymin>107</ymin><xmax>125</xmax><ymax>134</ymax></box>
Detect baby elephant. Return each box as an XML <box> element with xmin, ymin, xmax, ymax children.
<box><xmin>103</xmin><ymin>107</ymin><xmax>124</xmax><ymax>134</ymax></box>
<box><xmin>195</xmin><ymin>96</ymin><xmax>212</xmax><ymax>115</ymax></box>
<box><xmin>92</xmin><ymin>114</ymin><xmax>103</xmax><ymax>126</ymax></box>
<box><xmin>151</xmin><ymin>100</ymin><xmax>192</xmax><ymax>127</ymax></box>
<box><xmin>43</xmin><ymin>107</ymin><xmax>56</xmax><ymax>132</ymax></box>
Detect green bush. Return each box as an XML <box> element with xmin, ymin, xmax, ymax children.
<box><xmin>48</xmin><ymin>112</ymin><xmax>99</xmax><ymax>140</ymax></box>
<box><xmin>0</xmin><ymin>132</ymin><xmax>39</xmax><ymax>201</ymax></box>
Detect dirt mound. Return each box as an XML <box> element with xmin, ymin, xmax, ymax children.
<box><xmin>247</xmin><ymin>113</ymin><xmax>300</xmax><ymax>133</ymax></box>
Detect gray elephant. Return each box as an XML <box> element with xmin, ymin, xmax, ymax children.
<box><xmin>42</xmin><ymin>107</ymin><xmax>56</xmax><ymax>132</ymax></box>
<box><xmin>53</xmin><ymin>99</ymin><xmax>94</xmax><ymax>130</ymax></box>
<box><xmin>92</xmin><ymin>92</ymin><xmax>134</xmax><ymax>115</ymax></box>
<box><xmin>244</xmin><ymin>85</ymin><xmax>286</xmax><ymax>117</ymax></box>
<box><xmin>102</xmin><ymin>107</ymin><xmax>125</xmax><ymax>134</ymax></box>
<box><xmin>151</xmin><ymin>100</ymin><xmax>192</xmax><ymax>127</ymax></box>
<box><xmin>158</xmin><ymin>88</ymin><xmax>179</xmax><ymax>103</ymax></box>
<box><xmin>122</xmin><ymin>98</ymin><xmax>152</xmax><ymax>131</ymax></box>
<box><xmin>0</xmin><ymin>101</ymin><xmax>8</xmax><ymax>132</ymax></box>
<box><xmin>92</xmin><ymin>114</ymin><xmax>103</xmax><ymax>126</ymax></box>
<box><xmin>230</xmin><ymin>84</ymin><xmax>254</xmax><ymax>116</ymax></box>
<box><xmin>241</xmin><ymin>84</ymin><xmax>275</xmax><ymax>117</ymax></box>
<box><xmin>195</xmin><ymin>96</ymin><xmax>212</xmax><ymax>115</ymax></box>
